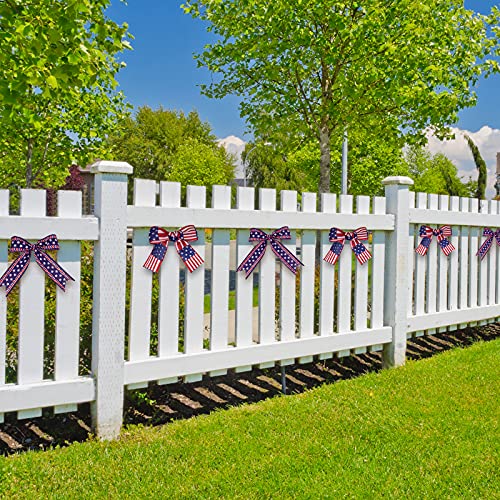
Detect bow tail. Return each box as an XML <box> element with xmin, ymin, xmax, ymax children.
<box><xmin>237</xmin><ymin>241</ymin><xmax>266</xmax><ymax>278</ymax></box>
<box><xmin>350</xmin><ymin>238</ymin><xmax>372</xmax><ymax>265</ymax></box>
<box><xmin>270</xmin><ymin>240</ymin><xmax>303</xmax><ymax>274</ymax></box>
<box><xmin>477</xmin><ymin>236</ymin><xmax>494</xmax><ymax>261</ymax></box>
<box><xmin>437</xmin><ymin>235</ymin><xmax>455</xmax><ymax>256</ymax></box>
<box><xmin>144</xmin><ymin>243</ymin><xmax>168</xmax><ymax>273</ymax></box>
<box><xmin>323</xmin><ymin>242</ymin><xmax>343</xmax><ymax>265</ymax></box>
<box><xmin>175</xmin><ymin>240</ymin><xmax>204</xmax><ymax>273</ymax></box>
<box><xmin>0</xmin><ymin>252</ymin><xmax>31</xmax><ymax>295</ymax></box>
<box><xmin>34</xmin><ymin>249</ymin><xmax>75</xmax><ymax>291</ymax></box>
<box><xmin>415</xmin><ymin>236</ymin><xmax>432</xmax><ymax>256</ymax></box>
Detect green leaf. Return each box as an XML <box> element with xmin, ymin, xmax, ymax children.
<box><xmin>46</xmin><ymin>75</ymin><xmax>58</xmax><ymax>88</ymax></box>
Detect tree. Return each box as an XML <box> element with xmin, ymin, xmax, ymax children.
<box><xmin>405</xmin><ymin>146</ymin><xmax>473</xmax><ymax>197</ymax></box>
<box><xmin>169</xmin><ymin>138</ymin><xmax>235</xmax><ymax>188</ymax></box>
<box><xmin>0</xmin><ymin>0</ymin><xmax>131</xmax><ymax>187</ymax></box>
<box><xmin>464</xmin><ymin>135</ymin><xmax>488</xmax><ymax>200</ymax></box>
<box><xmin>243</xmin><ymin>141</ymin><xmax>317</xmax><ymax>194</ymax></box>
<box><xmin>183</xmin><ymin>1</ymin><xmax>500</xmax><ymax>193</ymax></box>
<box><xmin>109</xmin><ymin>106</ymin><xmax>235</xmax><ymax>187</ymax></box>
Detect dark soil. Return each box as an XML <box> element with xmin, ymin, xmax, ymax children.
<box><xmin>1</xmin><ymin>323</ymin><xmax>498</xmax><ymax>456</ymax></box>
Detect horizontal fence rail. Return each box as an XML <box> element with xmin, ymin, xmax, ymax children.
<box><xmin>1</xmin><ymin>164</ymin><xmax>499</xmax><ymax>441</ymax></box>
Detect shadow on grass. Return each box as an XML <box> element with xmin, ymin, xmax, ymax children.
<box><xmin>1</xmin><ymin>323</ymin><xmax>498</xmax><ymax>455</ymax></box>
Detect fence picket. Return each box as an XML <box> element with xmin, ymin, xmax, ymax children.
<box><xmin>425</xmin><ymin>194</ymin><xmax>439</xmax><ymax>336</ymax></box>
<box><xmin>279</xmin><ymin>190</ymin><xmax>298</xmax><ymax>366</ymax></box>
<box><xmin>54</xmin><ymin>191</ymin><xmax>82</xmax><ymax>414</ymax></box>
<box><xmin>0</xmin><ymin>190</ymin><xmax>8</xmax><ymax>423</ymax></box>
<box><xmin>458</xmin><ymin>197</ymin><xmax>470</xmax><ymax>328</ymax></box>
<box><xmin>127</xmin><ymin>179</ymin><xmax>156</xmax><ymax>389</ymax></box>
<box><xmin>488</xmin><ymin>201</ymin><xmax>498</xmax><ymax>310</ymax></box>
<box><xmin>413</xmin><ymin>193</ymin><xmax>427</xmax><ymax>337</ymax></box>
<box><xmin>318</xmin><ymin>192</ymin><xmax>336</xmax><ymax>360</ymax></box>
<box><xmin>337</xmin><ymin>195</ymin><xmax>353</xmax><ymax>357</ymax></box>
<box><xmin>209</xmin><ymin>185</ymin><xmax>231</xmax><ymax>377</ymax></box>
<box><xmin>478</xmin><ymin>200</ymin><xmax>489</xmax><ymax>325</ymax></box>
<box><xmin>183</xmin><ymin>185</ymin><xmax>206</xmax><ymax>382</ymax></box>
<box><xmin>437</xmin><ymin>195</ymin><xmax>450</xmax><ymax>333</ymax></box>
<box><xmin>353</xmin><ymin>196</ymin><xmax>370</xmax><ymax>354</ymax></box>
<box><xmin>298</xmin><ymin>192</ymin><xmax>317</xmax><ymax>364</ymax></box>
<box><xmin>370</xmin><ymin>196</ymin><xmax>386</xmax><ymax>352</ymax></box>
<box><xmin>235</xmin><ymin>187</ymin><xmax>255</xmax><ymax>373</ymax></box>
<box><xmin>407</xmin><ymin>191</ymin><xmax>416</xmax><ymax>326</ymax></box>
<box><xmin>257</xmin><ymin>188</ymin><xmax>277</xmax><ymax>369</ymax></box>
<box><xmin>17</xmin><ymin>189</ymin><xmax>46</xmax><ymax>419</ymax></box>
<box><xmin>469</xmin><ymin>198</ymin><xmax>479</xmax><ymax>326</ymax></box>
<box><xmin>157</xmin><ymin>181</ymin><xmax>181</xmax><ymax>384</ymax></box>
<box><xmin>448</xmin><ymin>196</ymin><xmax>460</xmax><ymax>331</ymax></box>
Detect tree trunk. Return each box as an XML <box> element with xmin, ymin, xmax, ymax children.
<box><xmin>26</xmin><ymin>138</ymin><xmax>34</xmax><ymax>188</ymax></box>
<box><xmin>318</xmin><ymin>122</ymin><xmax>331</xmax><ymax>193</ymax></box>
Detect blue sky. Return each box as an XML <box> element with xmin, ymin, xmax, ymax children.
<box><xmin>107</xmin><ymin>1</ymin><xmax>500</xmax><ymax>141</ymax></box>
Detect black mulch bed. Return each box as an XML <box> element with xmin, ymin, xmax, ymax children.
<box><xmin>1</xmin><ymin>323</ymin><xmax>498</xmax><ymax>455</ymax></box>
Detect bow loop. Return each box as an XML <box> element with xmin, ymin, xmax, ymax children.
<box><xmin>477</xmin><ymin>227</ymin><xmax>500</xmax><ymax>260</ymax></box>
<box><xmin>0</xmin><ymin>234</ymin><xmax>74</xmax><ymax>295</ymax></box>
<box><xmin>324</xmin><ymin>227</ymin><xmax>372</xmax><ymax>265</ymax></box>
<box><xmin>144</xmin><ymin>225</ymin><xmax>204</xmax><ymax>273</ymax></box>
<box><xmin>416</xmin><ymin>225</ymin><xmax>455</xmax><ymax>256</ymax></box>
<box><xmin>237</xmin><ymin>226</ymin><xmax>303</xmax><ymax>278</ymax></box>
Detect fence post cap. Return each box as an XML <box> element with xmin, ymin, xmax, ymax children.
<box><xmin>382</xmin><ymin>176</ymin><xmax>414</xmax><ymax>186</ymax></box>
<box><xmin>90</xmin><ymin>161</ymin><xmax>133</xmax><ymax>175</ymax></box>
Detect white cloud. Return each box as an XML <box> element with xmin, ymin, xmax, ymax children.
<box><xmin>426</xmin><ymin>126</ymin><xmax>500</xmax><ymax>198</ymax></box>
<box><xmin>218</xmin><ymin>135</ymin><xmax>247</xmax><ymax>178</ymax></box>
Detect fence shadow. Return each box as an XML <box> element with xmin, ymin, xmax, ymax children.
<box><xmin>1</xmin><ymin>323</ymin><xmax>498</xmax><ymax>455</ymax></box>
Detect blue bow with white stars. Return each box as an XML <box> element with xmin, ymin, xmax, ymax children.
<box><xmin>237</xmin><ymin>227</ymin><xmax>303</xmax><ymax>278</ymax></box>
<box><xmin>323</xmin><ymin>227</ymin><xmax>372</xmax><ymax>265</ymax></box>
<box><xmin>0</xmin><ymin>235</ymin><xmax>74</xmax><ymax>295</ymax></box>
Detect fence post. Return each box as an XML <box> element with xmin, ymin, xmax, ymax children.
<box><xmin>90</xmin><ymin>160</ymin><xmax>133</xmax><ymax>440</ymax></box>
<box><xmin>382</xmin><ymin>176</ymin><xmax>414</xmax><ymax>368</ymax></box>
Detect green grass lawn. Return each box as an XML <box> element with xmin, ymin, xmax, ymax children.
<box><xmin>2</xmin><ymin>340</ymin><xmax>499</xmax><ymax>499</ymax></box>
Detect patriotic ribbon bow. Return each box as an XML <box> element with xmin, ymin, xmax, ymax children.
<box><xmin>0</xmin><ymin>235</ymin><xmax>74</xmax><ymax>296</ymax></box>
<box><xmin>323</xmin><ymin>227</ymin><xmax>372</xmax><ymax>265</ymax></box>
<box><xmin>415</xmin><ymin>225</ymin><xmax>455</xmax><ymax>256</ymax></box>
<box><xmin>143</xmin><ymin>225</ymin><xmax>204</xmax><ymax>273</ymax></box>
<box><xmin>237</xmin><ymin>226</ymin><xmax>303</xmax><ymax>278</ymax></box>
<box><xmin>477</xmin><ymin>228</ymin><xmax>500</xmax><ymax>260</ymax></box>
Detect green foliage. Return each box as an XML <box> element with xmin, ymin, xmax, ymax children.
<box><xmin>0</xmin><ymin>0</ymin><xmax>132</xmax><ymax>188</ymax></box>
<box><xmin>243</xmin><ymin>142</ymin><xmax>317</xmax><ymax>194</ymax></box>
<box><xmin>464</xmin><ymin>134</ymin><xmax>488</xmax><ymax>200</ymax></box>
<box><xmin>3</xmin><ymin>340</ymin><xmax>499</xmax><ymax>498</ymax></box>
<box><xmin>183</xmin><ymin>0</ymin><xmax>500</xmax><ymax>192</ymax></box>
<box><xmin>109</xmin><ymin>106</ymin><xmax>235</xmax><ymax>189</ymax></box>
<box><xmin>405</xmin><ymin>145</ymin><xmax>473</xmax><ymax>197</ymax></box>
<box><xmin>245</xmin><ymin>134</ymin><xmax>408</xmax><ymax>197</ymax></box>
<box><xmin>169</xmin><ymin>138</ymin><xmax>235</xmax><ymax>188</ymax></box>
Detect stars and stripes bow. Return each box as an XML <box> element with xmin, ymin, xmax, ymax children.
<box><xmin>0</xmin><ymin>235</ymin><xmax>74</xmax><ymax>296</ymax></box>
<box><xmin>237</xmin><ymin>226</ymin><xmax>303</xmax><ymax>278</ymax></box>
<box><xmin>323</xmin><ymin>227</ymin><xmax>372</xmax><ymax>265</ymax></box>
<box><xmin>143</xmin><ymin>225</ymin><xmax>204</xmax><ymax>273</ymax></box>
<box><xmin>415</xmin><ymin>225</ymin><xmax>455</xmax><ymax>256</ymax></box>
<box><xmin>477</xmin><ymin>228</ymin><xmax>500</xmax><ymax>260</ymax></box>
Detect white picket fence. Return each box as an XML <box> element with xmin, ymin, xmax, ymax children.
<box><xmin>0</xmin><ymin>162</ymin><xmax>498</xmax><ymax>440</ymax></box>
